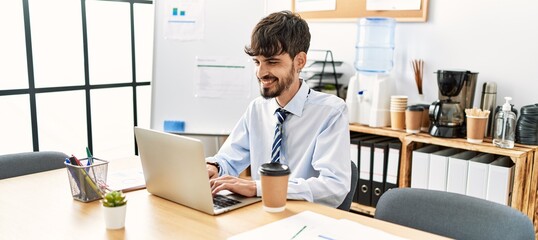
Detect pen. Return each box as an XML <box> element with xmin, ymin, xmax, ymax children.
<box><xmin>290</xmin><ymin>225</ymin><xmax>307</xmax><ymax>240</ymax></box>
<box><xmin>86</xmin><ymin>147</ymin><xmax>93</xmax><ymax>165</ymax></box>
<box><xmin>70</xmin><ymin>155</ymin><xmax>82</xmax><ymax>166</ymax></box>
<box><xmin>318</xmin><ymin>234</ymin><xmax>336</xmax><ymax>240</ymax></box>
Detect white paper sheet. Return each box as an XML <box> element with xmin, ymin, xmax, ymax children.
<box><xmin>194</xmin><ymin>56</ymin><xmax>252</xmax><ymax>98</ymax></box>
<box><xmin>228</xmin><ymin>211</ymin><xmax>409</xmax><ymax>240</ymax></box>
<box><xmin>106</xmin><ymin>168</ymin><xmax>146</xmax><ymax>192</ymax></box>
<box><xmin>366</xmin><ymin>0</ymin><xmax>421</xmax><ymax>11</ymax></box>
<box><xmin>295</xmin><ymin>0</ymin><xmax>336</xmax><ymax>12</ymax></box>
<box><xmin>164</xmin><ymin>0</ymin><xmax>205</xmax><ymax>40</ymax></box>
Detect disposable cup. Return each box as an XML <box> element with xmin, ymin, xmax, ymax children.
<box><xmin>420</xmin><ymin>105</ymin><xmax>430</xmax><ymax>132</ymax></box>
<box><xmin>466</xmin><ymin>116</ymin><xmax>488</xmax><ymax>143</ymax></box>
<box><xmin>405</xmin><ymin>105</ymin><xmax>423</xmax><ymax>134</ymax></box>
<box><xmin>259</xmin><ymin>163</ymin><xmax>290</xmax><ymax>213</ymax></box>
<box><xmin>391</xmin><ymin>111</ymin><xmax>406</xmax><ymax>130</ymax></box>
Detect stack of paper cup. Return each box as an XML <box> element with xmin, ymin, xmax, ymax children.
<box><xmin>390</xmin><ymin>96</ymin><xmax>408</xmax><ymax>130</ymax></box>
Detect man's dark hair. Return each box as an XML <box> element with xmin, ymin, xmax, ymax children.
<box><xmin>245</xmin><ymin>11</ymin><xmax>310</xmax><ymax>59</ymax></box>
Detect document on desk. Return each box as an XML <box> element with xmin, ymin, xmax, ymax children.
<box><xmin>106</xmin><ymin>168</ymin><xmax>146</xmax><ymax>192</ymax></box>
<box><xmin>228</xmin><ymin>211</ymin><xmax>408</xmax><ymax>240</ymax></box>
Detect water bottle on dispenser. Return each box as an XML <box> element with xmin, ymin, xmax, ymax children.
<box><xmin>353</xmin><ymin>17</ymin><xmax>396</xmax><ymax>127</ymax></box>
<box><xmin>355</xmin><ymin>17</ymin><xmax>396</xmax><ymax>73</ymax></box>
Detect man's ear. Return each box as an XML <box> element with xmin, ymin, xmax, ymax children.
<box><xmin>294</xmin><ymin>52</ymin><xmax>307</xmax><ymax>72</ymax></box>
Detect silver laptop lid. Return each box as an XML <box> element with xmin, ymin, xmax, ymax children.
<box><xmin>134</xmin><ymin>127</ymin><xmax>216</xmax><ymax>214</ymax></box>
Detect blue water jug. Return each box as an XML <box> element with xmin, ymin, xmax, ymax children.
<box><xmin>354</xmin><ymin>17</ymin><xmax>396</xmax><ymax>73</ymax></box>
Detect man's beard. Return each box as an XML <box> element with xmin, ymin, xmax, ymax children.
<box><xmin>259</xmin><ymin>65</ymin><xmax>295</xmax><ymax>99</ymax></box>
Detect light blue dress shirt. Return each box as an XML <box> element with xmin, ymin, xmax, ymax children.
<box><xmin>206</xmin><ymin>81</ymin><xmax>351</xmax><ymax>208</ymax></box>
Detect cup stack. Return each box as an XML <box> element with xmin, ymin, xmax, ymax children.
<box><xmin>390</xmin><ymin>96</ymin><xmax>408</xmax><ymax>130</ymax></box>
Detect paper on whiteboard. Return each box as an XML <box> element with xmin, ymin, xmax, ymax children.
<box><xmin>194</xmin><ymin>56</ymin><xmax>253</xmax><ymax>98</ymax></box>
<box><xmin>366</xmin><ymin>0</ymin><xmax>421</xmax><ymax>11</ymax></box>
<box><xmin>295</xmin><ymin>0</ymin><xmax>336</xmax><ymax>12</ymax></box>
<box><xmin>164</xmin><ymin>0</ymin><xmax>205</xmax><ymax>40</ymax></box>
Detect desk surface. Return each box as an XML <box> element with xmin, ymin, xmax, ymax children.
<box><xmin>0</xmin><ymin>157</ymin><xmax>448</xmax><ymax>240</ymax></box>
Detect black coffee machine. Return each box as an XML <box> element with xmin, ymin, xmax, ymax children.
<box><xmin>429</xmin><ymin>70</ymin><xmax>478</xmax><ymax>138</ymax></box>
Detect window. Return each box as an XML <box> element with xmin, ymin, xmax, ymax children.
<box><xmin>0</xmin><ymin>0</ymin><xmax>153</xmax><ymax>159</ymax></box>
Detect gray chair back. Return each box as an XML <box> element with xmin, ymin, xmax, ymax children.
<box><xmin>0</xmin><ymin>151</ymin><xmax>68</xmax><ymax>179</ymax></box>
<box><xmin>337</xmin><ymin>161</ymin><xmax>358</xmax><ymax>211</ymax></box>
<box><xmin>375</xmin><ymin>188</ymin><xmax>535</xmax><ymax>240</ymax></box>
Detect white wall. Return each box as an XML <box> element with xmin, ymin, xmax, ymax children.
<box><xmin>267</xmin><ymin>0</ymin><xmax>538</xmax><ymax>110</ymax></box>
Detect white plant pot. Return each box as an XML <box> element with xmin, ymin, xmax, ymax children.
<box><xmin>103</xmin><ymin>204</ymin><xmax>127</xmax><ymax>230</ymax></box>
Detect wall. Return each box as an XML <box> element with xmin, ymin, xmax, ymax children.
<box><xmin>268</xmin><ymin>0</ymin><xmax>538</xmax><ymax>110</ymax></box>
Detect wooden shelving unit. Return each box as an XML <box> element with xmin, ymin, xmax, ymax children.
<box><xmin>405</xmin><ymin>133</ymin><xmax>535</xmax><ymax>211</ymax></box>
<box><xmin>348</xmin><ymin>123</ymin><xmax>538</xmax><ymax>231</ymax></box>
<box><xmin>348</xmin><ymin>124</ymin><xmax>409</xmax><ymax>215</ymax></box>
<box><xmin>350</xmin><ymin>202</ymin><xmax>376</xmax><ymax>216</ymax></box>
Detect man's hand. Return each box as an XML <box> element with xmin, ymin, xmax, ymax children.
<box><xmin>207</xmin><ymin>164</ymin><xmax>219</xmax><ymax>179</ymax></box>
<box><xmin>209</xmin><ymin>175</ymin><xmax>257</xmax><ymax>197</ymax></box>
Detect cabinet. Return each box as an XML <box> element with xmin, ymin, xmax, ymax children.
<box><xmin>349</xmin><ymin>123</ymin><xmax>538</xmax><ymax>233</ymax></box>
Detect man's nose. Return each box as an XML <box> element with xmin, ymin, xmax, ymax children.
<box><xmin>256</xmin><ymin>63</ymin><xmax>269</xmax><ymax>79</ymax></box>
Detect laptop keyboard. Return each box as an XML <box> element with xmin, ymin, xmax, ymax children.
<box><xmin>213</xmin><ymin>195</ymin><xmax>242</xmax><ymax>209</ymax></box>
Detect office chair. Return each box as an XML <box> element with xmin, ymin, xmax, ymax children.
<box><xmin>0</xmin><ymin>151</ymin><xmax>68</xmax><ymax>179</ymax></box>
<box><xmin>337</xmin><ymin>161</ymin><xmax>358</xmax><ymax>211</ymax></box>
<box><xmin>375</xmin><ymin>188</ymin><xmax>535</xmax><ymax>240</ymax></box>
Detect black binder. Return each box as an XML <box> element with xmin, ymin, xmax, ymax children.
<box><xmin>384</xmin><ymin>141</ymin><xmax>402</xmax><ymax>193</ymax></box>
<box><xmin>371</xmin><ymin>139</ymin><xmax>399</xmax><ymax>207</ymax></box>
<box><xmin>350</xmin><ymin>134</ymin><xmax>382</xmax><ymax>203</ymax></box>
<box><xmin>357</xmin><ymin>137</ymin><xmax>393</xmax><ymax>206</ymax></box>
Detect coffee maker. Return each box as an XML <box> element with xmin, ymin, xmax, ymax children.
<box><xmin>429</xmin><ymin>70</ymin><xmax>478</xmax><ymax>138</ymax></box>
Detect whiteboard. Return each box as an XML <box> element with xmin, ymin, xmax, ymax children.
<box><xmin>150</xmin><ymin>0</ymin><xmax>265</xmax><ymax>134</ymax></box>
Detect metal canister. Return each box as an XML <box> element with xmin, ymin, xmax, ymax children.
<box><xmin>479</xmin><ymin>82</ymin><xmax>497</xmax><ymax>137</ymax></box>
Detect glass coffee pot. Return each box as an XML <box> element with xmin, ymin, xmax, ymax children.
<box><xmin>429</xmin><ymin>70</ymin><xmax>477</xmax><ymax>138</ymax></box>
<box><xmin>430</xmin><ymin>99</ymin><xmax>464</xmax><ymax>126</ymax></box>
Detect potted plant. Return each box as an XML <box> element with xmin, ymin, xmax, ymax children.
<box><xmin>102</xmin><ymin>190</ymin><xmax>127</xmax><ymax>229</ymax></box>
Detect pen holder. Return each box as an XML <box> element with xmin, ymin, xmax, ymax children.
<box><xmin>65</xmin><ymin>158</ymin><xmax>108</xmax><ymax>202</ymax></box>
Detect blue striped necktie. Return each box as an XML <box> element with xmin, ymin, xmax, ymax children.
<box><xmin>271</xmin><ymin>108</ymin><xmax>288</xmax><ymax>163</ymax></box>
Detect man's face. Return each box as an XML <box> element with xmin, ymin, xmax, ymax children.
<box><xmin>253</xmin><ymin>53</ymin><xmax>296</xmax><ymax>99</ymax></box>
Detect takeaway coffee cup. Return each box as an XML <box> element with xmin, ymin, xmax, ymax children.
<box><xmin>466</xmin><ymin>116</ymin><xmax>488</xmax><ymax>143</ymax></box>
<box><xmin>405</xmin><ymin>105</ymin><xmax>423</xmax><ymax>134</ymax></box>
<box><xmin>259</xmin><ymin>162</ymin><xmax>291</xmax><ymax>213</ymax></box>
<box><xmin>419</xmin><ymin>104</ymin><xmax>430</xmax><ymax>132</ymax></box>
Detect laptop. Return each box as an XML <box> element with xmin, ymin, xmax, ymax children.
<box><xmin>133</xmin><ymin>127</ymin><xmax>261</xmax><ymax>215</ymax></box>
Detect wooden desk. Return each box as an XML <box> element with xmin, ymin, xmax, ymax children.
<box><xmin>0</xmin><ymin>157</ymin><xmax>448</xmax><ymax>240</ymax></box>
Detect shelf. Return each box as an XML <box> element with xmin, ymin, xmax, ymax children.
<box><xmin>404</xmin><ymin>133</ymin><xmax>535</xmax><ymax>211</ymax></box>
<box><xmin>349</xmin><ymin>124</ymin><xmax>537</xmax><ymax>217</ymax></box>
<box><xmin>349</xmin><ymin>124</ymin><xmax>408</xmax><ymax>141</ymax></box>
<box><xmin>349</xmin><ymin>123</ymin><xmax>412</xmax><ymax>188</ymax></box>
<box><xmin>405</xmin><ymin>133</ymin><xmax>532</xmax><ymax>160</ymax></box>
<box><xmin>350</xmin><ymin>202</ymin><xmax>376</xmax><ymax>216</ymax></box>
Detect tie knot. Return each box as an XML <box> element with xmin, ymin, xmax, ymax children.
<box><xmin>274</xmin><ymin>108</ymin><xmax>288</xmax><ymax>124</ymax></box>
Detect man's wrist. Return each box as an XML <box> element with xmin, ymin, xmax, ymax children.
<box><xmin>206</xmin><ymin>161</ymin><xmax>220</xmax><ymax>173</ymax></box>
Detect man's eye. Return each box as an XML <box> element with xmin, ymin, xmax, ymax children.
<box><xmin>268</xmin><ymin>61</ymin><xmax>278</xmax><ymax>64</ymax></box>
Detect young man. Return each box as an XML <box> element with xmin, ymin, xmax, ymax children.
<box><xmin>206</xmin><ymin>11</ymin><xmax>350</xmax><ymax>208</ymax></box>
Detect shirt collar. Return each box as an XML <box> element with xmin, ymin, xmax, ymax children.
<box><xmin>270</xmin><ymin>80</ymin><xmax>309</xmax><ymax>117</ymax></box>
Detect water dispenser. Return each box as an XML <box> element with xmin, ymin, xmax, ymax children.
<box><xmin>348</xmin><ymin>17</ymin><xmax>396</xmax><ymax>127</ymax></box>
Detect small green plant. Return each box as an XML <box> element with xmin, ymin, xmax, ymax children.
<box><xmin>102</xmin><ymin>190</ymin><xmax>127</xmax><ymax>207</ymax></box>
